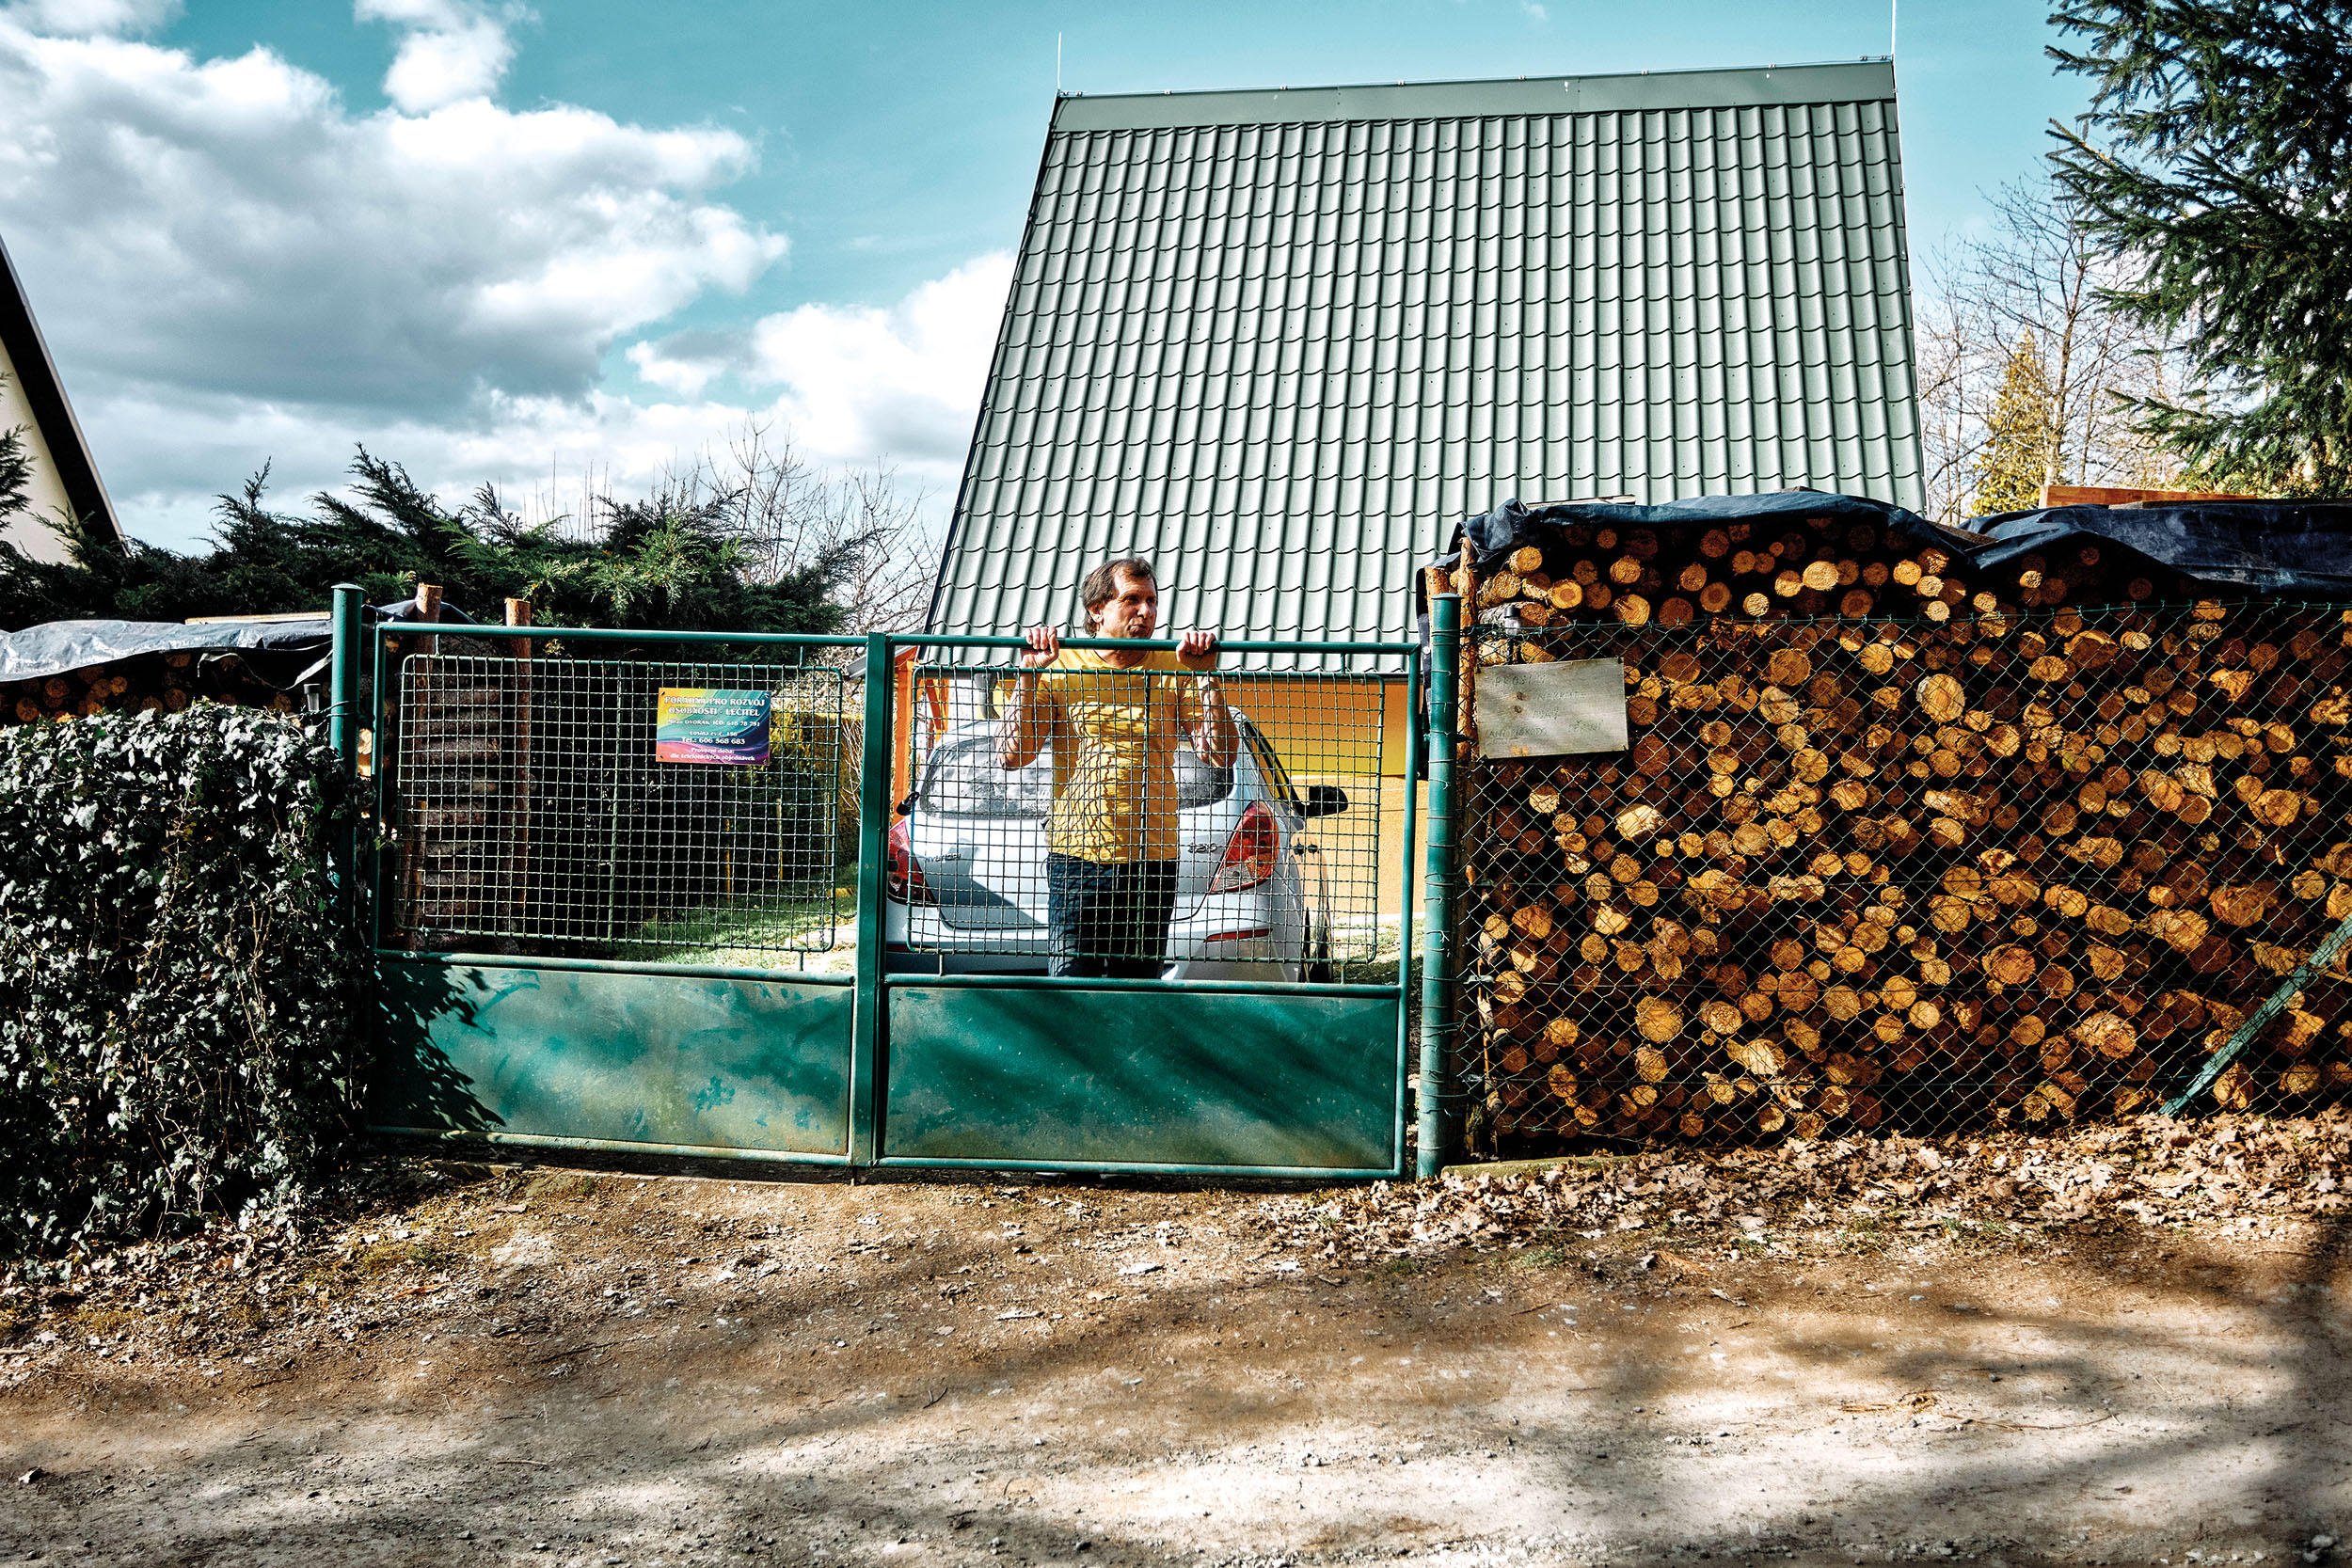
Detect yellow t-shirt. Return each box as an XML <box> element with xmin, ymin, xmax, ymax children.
<box><xmin>1026</xmin><ymin>647</ymin><xmax>1212</xmax><ymax>864</ymax></box>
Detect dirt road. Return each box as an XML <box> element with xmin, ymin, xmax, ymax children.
<box><xmin>4</xmin><ymin>1158</ymin><xmax>2347</xmax><ymax>1567</ymax></box>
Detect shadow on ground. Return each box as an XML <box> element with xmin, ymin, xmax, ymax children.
<box><xmin>4</xmin><ymin>1157</ymin><xmax>2346</xmax><ymax>1567</ymax></box>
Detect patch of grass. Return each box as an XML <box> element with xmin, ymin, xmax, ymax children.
<box><xmin>1337</xmin><ymin>950</ymin><xmax>1420</xmax><ymax>990</ymax></box>
<box><xmin>1382</xmin><ymin>1257</ymin><xmax>1423</xmax><ymax>1277</ymax></box>
<box><xmin>1836</xmin><ymin>1218</ymin><xmax>1891</xmax><ymax>1257</ymax></box>
<box><xmin>525</xmin><ymin>1172</ymin><xmax>598</xmax><ymax>1202</ymax></box>
<box><xmin>629</xmin><ymin>892</ymin><xmax>849</xmax><ymax>968</ymax></box>
<box><xmin>1943</xmin><ymin>1215</ymin><xmax>2025</xmax><ymax>1256</ymax></box>
<box><xmin>1514</xmin><ymin>1245</ymin><xmax>1568</xmax><ymax>1271</ymax></box>
<box><xmin>57</xmin><ymin>1305</ymin><xmax>141</xmax><ymax>1338</ymax></box>
<box><xmin>216</xmin><ymin>1300</ymin><xmax>273</xmax><ymax>1334</ymax></box>
<box><xmin>1324</xmin><ymin>915</ymin><xmax>1414</xmax><ymax>989</ymax></box>
<box><xmin>352</xmin><ymin>1239</ymin><xmax>462</xmax><ymax>1275</ymax></box>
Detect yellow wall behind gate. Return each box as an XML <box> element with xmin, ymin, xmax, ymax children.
<box><xmin>1218</xmin><ymin>675</ymin><xmax>1409</xmax><ymax>779</ymax></box>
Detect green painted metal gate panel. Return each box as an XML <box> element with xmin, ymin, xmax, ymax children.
<box><xmin>368</xmin><ymin>957</ymin><xmax>854</xmax><ymax>1162</ymax></box>
<box><xmin>343</xmin><ymin>612</ymin><xmax>1434</xmax><ymax>1179</ymax></box>
<box><xmin>879</xmin><ymin>984</ymin><xmax>1401</xmax><ymax>1174</ymax></box>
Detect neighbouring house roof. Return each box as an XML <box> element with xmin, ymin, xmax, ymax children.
<box><xmin>928</xmin><ymin>59</ymin><xmax>1923</xmax><ymax>648</ymax></box>
<box><xmin>0</xmin><ymin>230</ymin><xmax>124</xmax><ymax>562</ymax></box>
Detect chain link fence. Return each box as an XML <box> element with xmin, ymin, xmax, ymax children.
<box><xmin>1456</xmin><ymin>597</ymin><xmax>2352</xmax><ymax>1146</ymax></box>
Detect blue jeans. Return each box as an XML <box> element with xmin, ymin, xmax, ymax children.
<box><xmin>1046</xmin><ymin>854</ymin><xmax>1178</xmax><ymax>979</ymax></box>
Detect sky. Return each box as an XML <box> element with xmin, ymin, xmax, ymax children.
<box><xmin>0</xmin><ymin>0</ymin><xmax>2097</xmax><ymax>550</ymax></box>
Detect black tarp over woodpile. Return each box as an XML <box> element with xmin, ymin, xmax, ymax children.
<box><xmin>1426</xmin><ymin>490</ymin><xmax>2352</xmax><ymax>1149</ymax></box>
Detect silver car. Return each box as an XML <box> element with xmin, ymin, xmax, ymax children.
<box><xmin>883</xmin><ymin>714</ymin><xmax>1346</xmax><ymax>979</ymax></box>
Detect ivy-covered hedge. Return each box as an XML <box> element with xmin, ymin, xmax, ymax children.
<box><xmin>0</xmin><ymin>705</ymin><xmax>364</xmax><ymax>1258</ymax></box>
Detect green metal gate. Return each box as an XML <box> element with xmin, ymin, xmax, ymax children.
<box><xmin>339</xmin><ymin>597</ymin><xmax>1446</xmax><ymax>1179</ymax></box>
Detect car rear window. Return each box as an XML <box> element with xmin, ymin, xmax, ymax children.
<box><xmin>920</xmin><ymin>736</ymin><xmax>1053</xmax><ymax>816</ymax></box>
<box><xmin>918</xmin><ymin>734</ymin><xmax>1234</xmax><ymax>816</ymax></box>
<box><xmin>1174</xmin><ymin>749</ymin><xmax>1235</xmax><ymax>808</ymax></box>
<box><xmin>1243</xmin><ymin>722</ymin><xmax>1303</xmax><ymax>813</ymax></box>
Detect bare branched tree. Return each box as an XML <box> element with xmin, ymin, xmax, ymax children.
<box><xmin>685</xmin><ymin>423</ymin><xmax>941</xmax><ymax>632</ymax></box>
<box><xmin>1913</xmin><ymin>279</ymin><xmax>1989</xmax><ymax>525</ymax></box>
<box><xmin>527</xmin><ymin>420</ymin><xmax>944</xmax><ymax>632</ymax></box>
<box><xmin>1915</xmin><ymin>178</ymin><xmax>2190</xmax><ymax>524</ymax></box>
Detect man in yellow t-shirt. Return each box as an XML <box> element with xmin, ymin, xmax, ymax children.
<box><xmin>996</xmin><ymin>558</ymin><xmax>1238</xmax><ymax>977</ymax></box>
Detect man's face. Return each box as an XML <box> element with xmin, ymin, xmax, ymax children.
<box><xmin>1092</xmin><ymin>569</ymin><xmax>1158</xmax><ymax>638</ymax></box>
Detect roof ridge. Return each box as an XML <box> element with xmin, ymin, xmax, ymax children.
<box><xmin>1052</xmin><ymin>61</ymin><xmax>1899</xmax><ymax>136</ymax></box>
<box><xmin>1059</xmin><ymin>57</ymin><xmax>1894</xmax><ymax>105</ymax></box>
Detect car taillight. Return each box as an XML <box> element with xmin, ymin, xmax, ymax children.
<box><xmin>1208</xmin><ymin>802</ymin><xmax>1279</xmax><ymax>895</ymax></box>
<box><xmin>886</xmin><ymin>817</ymin><xmax>935</xmax><ymax>906</ymax></box>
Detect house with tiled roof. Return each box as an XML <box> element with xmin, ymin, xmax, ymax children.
<box><xmin>1</xmin><ymin>231</ymin><xmax>123</xmax><ymax>562</ymax></box>
<box><xmin>928</xmin><ymin>59</ymin><xmax>1923</xmax><ymax>653</ymax></box>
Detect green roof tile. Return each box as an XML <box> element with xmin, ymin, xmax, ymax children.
<box><xmin>930</xmin><ymin>60</ymin><xmax>1922</xmax><ymax>645</ymax></box>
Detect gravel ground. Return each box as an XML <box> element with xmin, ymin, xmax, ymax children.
<box><xmin>3</xmin><ymin>1123</ymin><xmax>2349</xmax><ymax>1567</ymax></box>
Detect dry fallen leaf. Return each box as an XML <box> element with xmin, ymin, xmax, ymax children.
<box><xmin>1252</xmin><ymin>1108</ymin><xmax>2352</xmax><ymax>1266</ymax></box>
<box><xmin>1839</xmin><ymin>1391</ymin><xmax>1939</xmax><ymax>1416</ymax></box>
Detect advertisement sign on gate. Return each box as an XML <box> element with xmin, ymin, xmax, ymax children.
<box><xmin>655</xmin><ymin>688</ymin><xmax>772</xmax><ymax>765</ymax></box>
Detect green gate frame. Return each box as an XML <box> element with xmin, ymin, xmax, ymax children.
<box><xmin>342</xmin><ymin>591</ymin><xmax>1454</xmax><ymax>1180</ymax></box>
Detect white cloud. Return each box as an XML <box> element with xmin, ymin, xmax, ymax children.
<box><xmin>358</xmin><ymin>0</ymin><xmax>516</xmax><ymax>112</ymax></box>
<box><xmin>617</xmin><ymin>251</ymin><xmax>1012</xmax><ymax>494</ymax></box>
<box><xmin>119</xmin><ymin>254</ymin><xmax>1010</xmax><ymax>536</ymax></box>
<box><xmin>92</xmin><ymin>381</ymin><xmax>773</xmax><ymax>526</ymax></box>
<box><xmin>0</xmin><ymin>0</ymin><xmax>176</xmax><ymax>36</ymax></box>
<box><xmin>0</xmin><ymin>22</ymin><xmax>782</xmax><ymax>412</ymax></box>
<box><xmin>0</xmin><ymin>7</ymin><xmax>1010</xmax><ymax>552</ymax></box>
<box><xmin>58</xmin><ymin>252</ymin><xmax>1011</xmax><ymax>548</ymax></box>
<box><xmin>85</xmin><ymin>277</ymin><xmax>1013</xmax><ymax>540</ymax></box>
<box><xmin>0</xmin><ymin>8</ymin><xmax>913</xmax><ymax>546</ymax></box>
<box><xmin>744</xmin><ymin>252</ymin><xmax>1012</xmax><ymax>467</ymax></box>
<box><xmin>625</xmin><ymin>330</ymin><xmax>734</xmax><ymax>397</ymax></box>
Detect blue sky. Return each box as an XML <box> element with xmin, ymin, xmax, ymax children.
<box><xmin>0</xmin><ymin>0</ymin><xmax>2093</xmax><ymax>546</ymax></box>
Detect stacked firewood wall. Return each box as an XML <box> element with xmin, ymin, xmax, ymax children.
<box><xmin>392</xmin><ymin>661</ymin><xmax>525</xmax><ymax>946</ymax></box>
<box><xmin>387</xmin><ymin>601</ymin><xmax>537</xmax><ymax>951</ymax></box>
<box><xmin>1454</xmin><ymin>513</ymin><xmax>2352</xmax><ymax>1145</ymax></box>
<box><xmin>1</xmin><ymin>652</ymin><xmax>298</xmax><ymax>725</ymax></box>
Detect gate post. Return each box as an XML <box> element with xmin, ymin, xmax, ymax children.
<box><xmin>850</xmin><ymin>631</ymin><xmax>894</xmax><ymax>1165</ymax></box>
<box><xmin>1418</xmin><ymin>587</ymin><xmax>1461</xmax><ymax>1178</ymax></box>
<box><xmin>328</xmin><ymin>582</ymin><xmax>365</xmax><ymax>911</ymax></box>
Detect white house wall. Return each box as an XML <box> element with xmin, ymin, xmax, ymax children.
<box><xmin>0</xmin><ymin>335</ymin><xmax>75</xmax><ymax>565</ymax></box>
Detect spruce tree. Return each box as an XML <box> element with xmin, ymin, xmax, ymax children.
<box><xmin>0</xmin><ymin>425</ymin><xmax>27</xmax><ymax>528</ymax></box>
<box><xmin>2047</xmin><ymin>0</ymin><xmax>2352</xmax><ymax>493</ymax></box>
<box><xmin>0</xmin><ymin>448</ymin><xmax>862</xmax><ymax>635</ymax></box>
<box><xmin>1972</xmin><ymin>331</ymin><xmax>2058</xmax><ymax>516</ymax></box>
<box><xmin>0</xmin><ymin>376</ymin><xmax>32</xmax><ymax>526</ymax></box>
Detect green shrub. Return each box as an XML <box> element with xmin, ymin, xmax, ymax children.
<box><xmin>0</xmin><ymin>705</ymin><xmax>364</xmax><ymax>1258</ymax></box>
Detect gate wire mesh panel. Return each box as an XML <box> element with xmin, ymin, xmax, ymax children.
<box><xmin>390</xmin><ymin>654</ymin><xmax>851</xmax><ymax>963</ymax></box>
<box><xmin>892</xmin><ymin>655</ymin><xmax>1398</xmax><ymax>979</ymax></box>
<box><xmin>1457</xmin><ymin>600</ymin><xmax>2352</xmax><ymax>1146</ymax></box>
